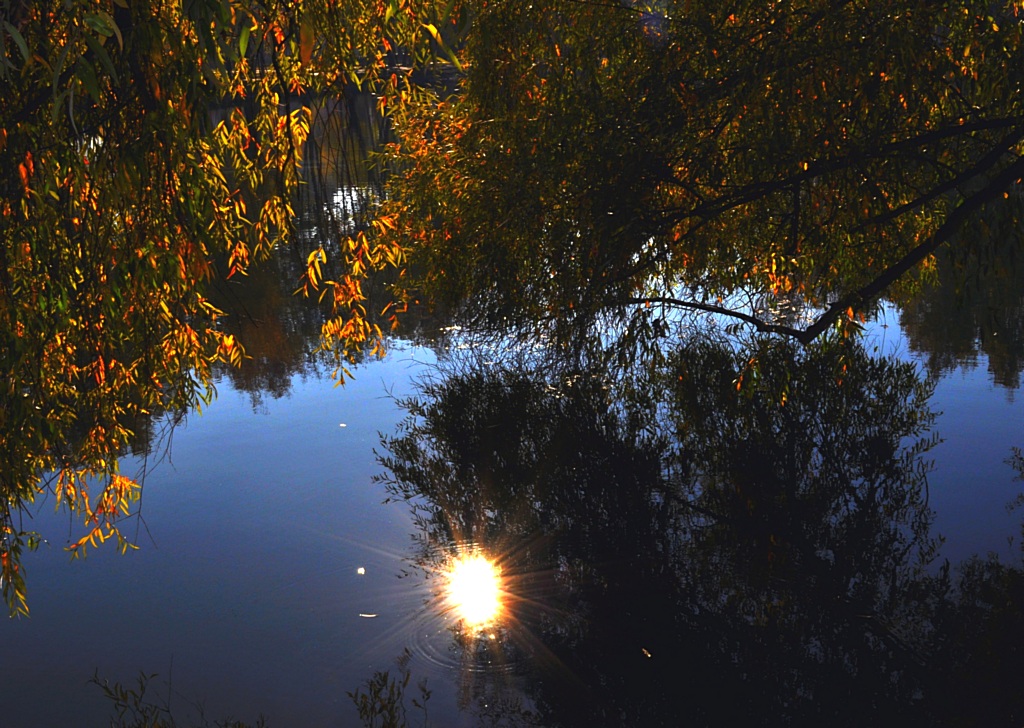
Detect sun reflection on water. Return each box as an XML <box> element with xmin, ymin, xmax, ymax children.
<box><xmin>446</xmin><ymin>553</ymin><xmax>503</xmax><ymax>627</ymax></box>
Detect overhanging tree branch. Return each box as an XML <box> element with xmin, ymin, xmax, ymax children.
<box><xmin>661</xmin><ymin>116</ymin><xmax>1024</xmax><ymax>231</ymax></box>
<box><xmin>798</xmin><ymin>154</ymin><xmax>1024</xmax><ymax>343</ymax></box>
<box><xmin>618</xmin><ymin>154</ymin><xmax>1024</xmax><ymax>344</ymax></box>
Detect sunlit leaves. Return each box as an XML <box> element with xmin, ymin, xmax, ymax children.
<box><xmin>0</xmin><ymin>0</ymin><xmax>451</xmax><ymax>614</ymax></box>
<box><xmin>63</xmin><ymin>474</ymin><xmax>141</xmax><ymax>559</ymax></box>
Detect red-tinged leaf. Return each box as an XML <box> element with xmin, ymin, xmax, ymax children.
<box><xmin>299</xmin><ymin>19</ymin><xmax>314</xmax><ymax>66</ymax></box>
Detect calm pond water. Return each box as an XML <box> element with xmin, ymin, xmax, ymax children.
<box><xmin>3</xmin><ymin>344</ymin><xmax>438</xmax><ymax>726</ymax></box>
<box><xmin>2</xmin><ymin>299</ymin><xmax>1022</xmax><ymax>726</ymax></box>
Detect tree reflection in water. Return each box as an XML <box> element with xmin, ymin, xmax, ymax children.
<box><xmin>376</xmin><ymin>338</ymin><xmax>1024</xmax><ymax>727</ymax></box>
<box><xmin>897</xmin><ymin>197</ymin><xmax>1024</xmax><ymax>392</ymax></box>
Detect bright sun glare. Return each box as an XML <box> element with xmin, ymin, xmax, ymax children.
<box><xmin>446</xmin><ymin>554</ymin><xmax>502</xmax><ymax>627</ymax></box>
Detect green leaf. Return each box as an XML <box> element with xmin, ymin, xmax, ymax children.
<box><xmin>214</xmin><ymin>0</ymin><xmax>232</xmax><ymax>28</ymax></box>
<box><xmin>3</xmin><ymin>21</ymin><xmax>29</xmax><ymax>64</ymax></box>
<box><xmin>84</xmin><ymin>11</ymin><xmax>123</xmax><ymax>51</ymax></box>
<box><xmin>84</xmin><ymin>32</ymin><xmax>117</xmax><ymax>83</ymax></box>
<box><xmin>440</xmin><ymin>0</ymin><xmax>458</xmax><ymax>25</ymax></box>
<box><xmin>51</xmin><ymin>34</ymin><xmax>73</xmax><ymax>89</ymax></box>
<box><xmin>239</xmin><ymin>24</ymin><xmax>251</xmax><ymax>57</ymax></box>
<box><xmin>51</xmin><ymin>87</ymin><xmax>69</xmax><ymax>124</ymax></box>
<box><xmin>75</xmin><ymin>58</ymin><xmax>101</xmax><ymax>102</ymax></box>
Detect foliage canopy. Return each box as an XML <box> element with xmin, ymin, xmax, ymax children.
<box><xmin>383</xmin><ymin>0</ymin><xmax>1024</xmax><ymax>350</ymax></box>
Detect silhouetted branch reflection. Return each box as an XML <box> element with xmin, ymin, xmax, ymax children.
<box><xmin>378</xmin><ymin>338</ymin><xmax>1024</xmax><ymax>726</ymax></box>
<box><xmin>898</xmin><ymin>193</ymin><xmax>1024</xmax><ymax>391</ymax></box>
<box><xmin>666</xmin><ymin>339</ymin><xmax>942</xmax><ymax>724</ymax></box>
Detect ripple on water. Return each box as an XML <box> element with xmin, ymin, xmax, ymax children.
<box><xmin>406</xmin><ymin>606</ymin><xmax>524</xmax><ymax>676</ymax></box>
<box><xmin>403</xmin><ymin>541</ymin><xmax>526</xmax><ymax>677</ymax></box>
